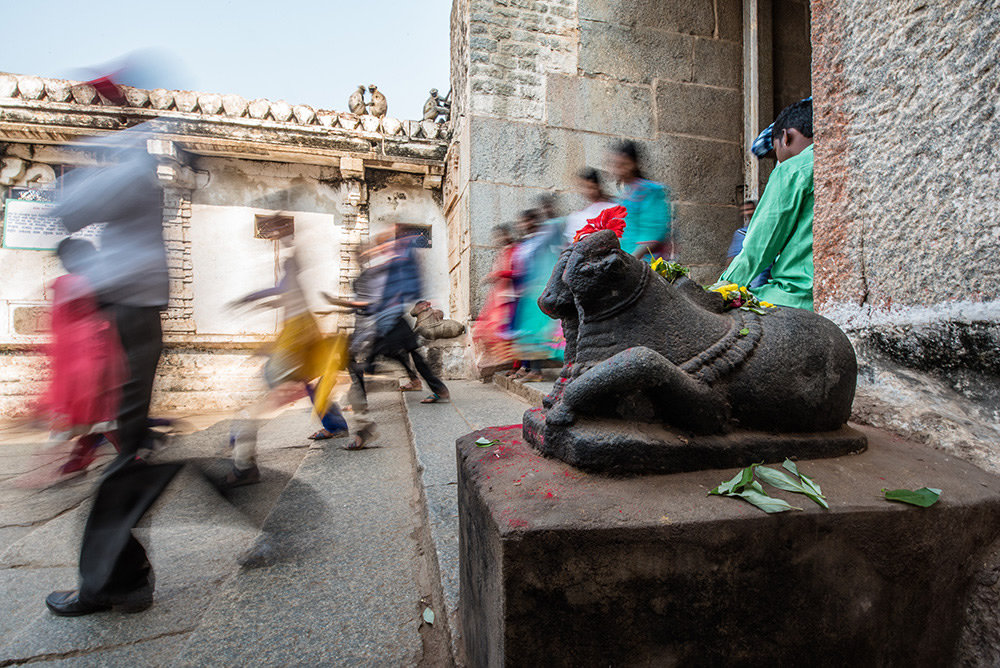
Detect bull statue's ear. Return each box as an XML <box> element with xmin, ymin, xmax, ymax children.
<box><xmin>599</xmin><ymin>251</ymin><xmax>623</xmax><ymax>272</ymax></box>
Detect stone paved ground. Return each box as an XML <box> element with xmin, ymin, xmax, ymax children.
<box><xmin>0</xmin><ymin>379</ymin><xmax>536</xmax><ymax>666</ymax></box>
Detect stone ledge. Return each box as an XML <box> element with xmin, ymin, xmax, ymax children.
<box><xmin>491</xmin><ymin>371</ymin><xmax>555</xmax><ymax>405</ymax></box>
<box><xmin>458</xmin><ymin>425</ymin><xmax>1000</xmax><ymax>666</ymax></box>
<box><xmin>0</xmin><ymin>103</ymin><xmax>447</xmax><ymax>173</ymax></box>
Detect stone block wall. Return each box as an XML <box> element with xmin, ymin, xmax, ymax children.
<box><xmin>772</xmin><ymin>0</ymin><xmax>811</xmax><ymax>113</ymax></box>
<box><xmin>811</xmin><ymin>0</ymin><xmax>1000</xmax><ymax>469</ymax></box>
<box><xmin>161</xmin><ymin>188</ymin><xmax>196</xmax><ymax>334</ymax></box>
<box><xmin>449</xmin><ymin>0</ymin><xmax>746</xmax><ymax>319</ymax></box>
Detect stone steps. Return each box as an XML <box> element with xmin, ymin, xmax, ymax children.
<box><xmin>401</xmin><ymin>380</ymin><xmax>533</xmax><ymax>661</ymax></box>
<box><xmin>491</xmin><ymin>370</ymin><xmax>556</xmax><ymax>406</ymax></box>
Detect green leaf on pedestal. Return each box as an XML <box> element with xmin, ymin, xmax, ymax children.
<box><xmin>757</xmin><ymin>465</ymin><xmax>829</xmax><ymax>509</ymax></box>
<box><xmin>883</xmin><ymin>487</ymin><xmax>941</xmax><ymax>507</ymax></box>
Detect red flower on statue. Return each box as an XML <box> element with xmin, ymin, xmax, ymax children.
<box><xmin>573</xmin><ymin>205</ymin><xmax>627</xmax><ymax>242</ymax></box>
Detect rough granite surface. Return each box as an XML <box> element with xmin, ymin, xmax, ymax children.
<box><xmin>811</xmin><ymin>0</ymin><xmax>1000</xmax><ymax>471</ymax></box>
<box><xmin>812</xmin><ymin>0</ymin><xmax>1000</xmax><ymax>310</ymax></box>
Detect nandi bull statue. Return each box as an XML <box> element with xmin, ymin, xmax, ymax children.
<box><xmin>522</xmin><ymin>222</ymin><xmax>867</xmax><ymax>475</ymax></box>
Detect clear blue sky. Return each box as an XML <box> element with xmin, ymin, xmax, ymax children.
<box><xmin>3</xmin><ymin>0</ymin><xmax>452</xmax><ymax>120</ymax></box>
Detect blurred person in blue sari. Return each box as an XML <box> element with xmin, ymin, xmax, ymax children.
<box><xmin>508</xmin><ymin>203</ymin><xmax>565</xmax><ymax>381</ymax></box>
<box><xmin>608</xmin><ymin>141</ymin><xmax>672</xmax><ymax>260</ymax></box>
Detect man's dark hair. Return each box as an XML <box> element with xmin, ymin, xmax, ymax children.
<box><xmin>773</xmin><ymin>98</ymin><xmax>813</xmax><ymax>139</ymax></box>
<box><xmin>55</xmin><ymin>237</ymin><xmax>97</xmax><ymax>274</ymax></box>
<box><xmin>578</xmin><ymin>167</ymin><xmax>602</xmax><ymax>187</ymax></box>
<box><xmin>537</xmin><ymin>193</ymin><xmax>558</xmax><ymax>218</ymax></box>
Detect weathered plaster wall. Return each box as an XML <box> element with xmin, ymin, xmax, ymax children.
<box><xmin>0</xmin><ymin>151</ymin><xmax>452</xmax><ymax>415</ymax></box>
<box><xmin>812</xmin><ymin>0</ymin><xmax>1000</xmax><ymax>471</ymax></box>
<box><xmin>449</xmin><ymin>0</ymin><xmax>745</xmax><ymax>318</ymax></box>
<box><xmin>0</xmin><ymin>145</ymin><xmax>97</xmax><ymax>344</ymax></box>
<box><xmin>367</xmin><ymin>174</ymin><xmax>452</xmax><ymax>317</ymax></box>
<box><xmin>190</xmin><ymin>156</ymin><xmax>344</xmax><ymax>336</ymax></box>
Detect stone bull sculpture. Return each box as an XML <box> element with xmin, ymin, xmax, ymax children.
<box><xmin>522</xmin><ymin>229</ymin><xmax>867</xmax><ymax>474</ymax></box>
<box><xmin>411</xmin><ymin>300</ymin><xmax>465</xmax><ymax>340</ymax></box>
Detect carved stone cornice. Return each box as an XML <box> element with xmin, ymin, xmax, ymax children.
<box><xmin>0</xmin><ymin>72</ymin><xmax>449</xmax><ymax>179</ymax></box>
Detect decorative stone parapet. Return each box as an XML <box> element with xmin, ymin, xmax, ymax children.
<box><xmin>0</xmin><ymin>72</ymin><xmax>450</xmax><ymax>141</ymax></box>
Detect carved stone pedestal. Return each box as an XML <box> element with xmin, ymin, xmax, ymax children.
<box><xmin>458</xmin><ymin>425</ymin><xmax>1000</xmax><ymax>667</ymax></box>
<box><xmin>524</xmin><ymin>406</ymin><xmax>868</xmax><ymax>475</ymax></box>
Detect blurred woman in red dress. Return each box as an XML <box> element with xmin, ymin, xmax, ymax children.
<box><xmin>36</xmin><ymin>238</ymin><xmax>124</xmax><ymax>477</ymax></box>
<box><xmin>473</xmin><ymin>223</ymin><xmax>518</xmax><ymax>376</ymax></box>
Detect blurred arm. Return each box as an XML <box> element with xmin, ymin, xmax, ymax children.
<box><xmin>720</xmin><ymin>165</ymin><xmax>799</xmax><ymax>286</ymax></box>
<box><xmin>54</xmin><ymin>158</ymin><xmax>159</xmax><ymax>232</ymax></box>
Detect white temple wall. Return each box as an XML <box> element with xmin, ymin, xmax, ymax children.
<box><xmin>0</xmin><ymin>151</ymin><xmax>454</xmax><ymax>417</ymax></box>
<box><xmin>189</xmin><ymin>156</ymin><xmax>344</xmax><ymax>337</ymax></box>
<box><xmin>367</xmin><ymin>176</ymin><xmax>451</xmax><ymax>318</ymax></box>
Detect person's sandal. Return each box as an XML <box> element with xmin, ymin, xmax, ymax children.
<box><xmin>520</xmin><ymin>371</ymin><xmax>543</xmax><ymax>382</ymax></box>
<box><xmin>345</xmin><ymin>425</ymin><xmax>377</xmax><ymax>450</ymax></box>
<box><xmin>308</xmin><ymin>429</ymin><xmax>348</xmax><ymax>440</ymax></box>
<box><xmin>400</xmin><ymin>379</ymin><xmax>423</xmax><ymax>392</ymax></box>
<box><xmin>420</xmin><ymin>393</ymin><xmax>451</xmax><ymax>404</ymax></box>
<box><xmin>220</xmin><ymin>464</ymin><xmax>261</xmax><ymax>489</ymax></box>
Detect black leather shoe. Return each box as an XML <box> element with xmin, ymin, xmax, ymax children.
<box><xmin>45</xmin><ymin>591</ymin><xmax>111</xmax><ymax>617</ymax></box>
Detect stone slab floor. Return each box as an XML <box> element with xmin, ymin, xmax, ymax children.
<box><xmin>0</xmin><ymin>385</ymin><xmax>492</xmax><ymax>666</ymax></box>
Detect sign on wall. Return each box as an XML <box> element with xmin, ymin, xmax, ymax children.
<box><xmin>2</xmin><ymin>188</ymin><xmax>103</xmax><ymax>251</ymax></box>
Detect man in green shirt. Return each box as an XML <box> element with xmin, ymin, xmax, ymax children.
<box><xmin>721</xmin><ymin>99</ymin><xmax>815</xmax><ymax>310</ymax></box>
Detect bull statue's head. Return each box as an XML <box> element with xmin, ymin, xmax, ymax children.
<box><xmin>538</xmin><ymin>247</ymin><xmax>576</xmax><ymax>320</ymax></box>
<box><xmin>563</xmin><ymin>230</ymin><xmax>644</xmax><ymax>313</ymax></box>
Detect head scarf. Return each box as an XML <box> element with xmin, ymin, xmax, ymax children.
<box><xmin>750</xmin><ymin>96</ymin><xmax>813</xmax><ymax>159</ymax></box>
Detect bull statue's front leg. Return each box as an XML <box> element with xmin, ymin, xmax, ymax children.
<box><xmin>545</xmin><ymin>347</ymin><xmax>729</xmax><ymax>433</ymax></box>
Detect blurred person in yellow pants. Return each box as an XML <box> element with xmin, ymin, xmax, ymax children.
<box><xmin>223</xmin><ymin>216</ymin><xmax>348</xmax><ymax>488</ymax></box>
